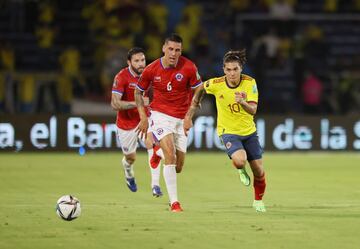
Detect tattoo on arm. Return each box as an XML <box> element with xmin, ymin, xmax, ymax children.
<box><xmin>111</xmin><ymin>94</ymin><xmax>136</xmax><ymax>110</ymax></box>
<box><xmin>185</xmin><ymin>86</ymin><xmax>206</xmax><ymax>120</ymax></box>
<box><xmin>193</xmin><ymin>88</ymin><xmax>205</xmax><ymax>107</ymax></box>
<box><xmin>121</xmin><ymin>102</ymin><xmax>137</xmax><ymax>110</ymax></box>
<box><xmin>134</xmin><ymin>88</ymin><xmax>144</xmax><ymax>107</ymax></box>
<box><xmin>134</xmin><ymin>88</ymin><xmax>147</xmax><ymax>119</ymax></box>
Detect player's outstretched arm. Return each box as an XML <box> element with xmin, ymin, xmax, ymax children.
<box><xmin>184</xmin><ymin>84</ymin><xmax>206</xmax><ymax>135</ymax></box>
<box><xmin>134</xmin><ymin>88</ymin><xmax>148</xmax><ymax>139</ymax></box>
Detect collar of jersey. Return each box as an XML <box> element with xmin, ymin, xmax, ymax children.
<box><xmin>225</xmin><ymin>75</ymin><xmax>242</xmax><ymax>89</ymax></box>
<box><xmin>128</xmin><ymin>66</ymin><xmax>139</xmax><ymax>78</ymax></box>
<box><xmin>160</xmin><ymin>57</ymin><xmax>178</xmax><ymax>69</ymax></box>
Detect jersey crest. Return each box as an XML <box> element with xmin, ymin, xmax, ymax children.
<box><xmin>175</xmin><ymin>73</ymin><xmax>184</xmax><ymax>81</ymax></box>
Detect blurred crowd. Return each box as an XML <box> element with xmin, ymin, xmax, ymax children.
<box><xmin>0</xmin><ymin>0</ymin><xmax>360</xmax><ymax>115</ymax></box>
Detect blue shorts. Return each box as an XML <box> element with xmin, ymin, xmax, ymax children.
<box><xmin>220</xmin><ymin>132</ymin><xmax>263</xmax><ymax>161</ymax></box>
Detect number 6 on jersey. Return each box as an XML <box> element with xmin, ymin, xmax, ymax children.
<box><xmin>167</xmin><ymin>82</ymin><xmax>172</xmax><ymax>91</ymax></box>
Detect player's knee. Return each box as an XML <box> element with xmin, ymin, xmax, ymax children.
<box><xmin>232</xmin><ymin>159</ymin><xmax>246</xmax><ymax>169</ymax></box>
<box><xmin>164</xmin><ymin>153</ymin><xmax>176</xmax><ymax>164</ymax></box>
<box><xmin>253</xmin><ymin>167</ymin><xmax>264</xmax><ymax>177</ymax></box>
<box><xmin>125</xmin><ymin>155</ymin><xmax>136</xmax><ymax>164</ymax></box>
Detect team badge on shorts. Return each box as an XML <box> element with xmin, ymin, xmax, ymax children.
<box><xmin>123</xmin><ymin>147</ymin><xmax>129</xmax><ymax>152</ymax></box>
<box><xmin>175</xmin><ymin>73</ymin><xmax>184</xmax><ymax>81</ymax></box>
<box><xmin>157</xmin><ymin>128</ymin><xmax>164</xmax><ymax>135</ymax></box>
<box><xmin>225</xmin><ymin>142</ymin><xmax>232</xmax><ymax>149</ymax></box>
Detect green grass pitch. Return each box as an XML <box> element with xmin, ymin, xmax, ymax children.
<box><xmin>1</xmin><ymin>152</ymin><xmax>359</xmax><ymax>249</ymax></box>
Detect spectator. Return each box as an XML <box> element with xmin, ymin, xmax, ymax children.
<box><xmin>146</xmin><ymin>0</ymin><xmax>168</xmax><ymax>35</ymax></box>
<box><xmin>0</xmin><ymin>42</ymin><xmax>16</xmax><ymax>113</ymax></box>
<box><xmin>269</xmin><ymin>0</ymin><xmax>295</xmax><ymax>20</ymax></box>
<box><xmin>337</xmin><ymin>72</ymin><xmax>359</xmax><ymax>114</ymax></box>
<box><xmin>19</xmin><ymin>74</ymin><xmax>36</xmax><ymax>113</ymax></box>
<box><xmin>58</xmin><ymin>46</ymin><xmax>85</xmax><ymax>113</ymax></box>
<box><xmin>301</xmin><ymin>72</ymin><xmax>324</xmax><ymax>114</ymax></box>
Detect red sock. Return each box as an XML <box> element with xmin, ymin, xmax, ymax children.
<box><xmin>153</xmin><ymin>144</ymin><xmax>161</xmax><ymax>153</ymax></box>
<box><xmin>150</xmin><ymin>145</ymin><xmax>161</xmax><ymax>169</ymax></box>
<box><xmin>253</xmin><ymin>174</ymin><xmax>266</xmax><ymax>200</ymax></box>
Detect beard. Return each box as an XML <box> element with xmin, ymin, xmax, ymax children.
<box><xmin>131</xmin><ymin>66</ymin><xmax>144</xmax><ymax>76</ymax></box>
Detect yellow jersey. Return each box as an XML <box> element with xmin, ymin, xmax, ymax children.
<box><xmin>204</xmin><ymin>74</ymin><xmax>258</xmax><ymax>136</ymax></box>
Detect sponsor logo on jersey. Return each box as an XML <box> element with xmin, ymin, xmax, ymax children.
<box><xmin>175</xmin><ymin>73</ymin><xmax>184</xmax><ymax>81</ymax></box>
<box><xmin>154</xmin><ymin>76</ymin><xmax>161</xmax><ymax>82</ymax></box>
<box><xmin>129</xmin><ymin>82</ymin><xmax>137</xmax><ymax>89</ymax></box>
<box><xmin>225</xmin><ymin>142</ymin><xmax>232</xmax><ymax>149</ymax></box>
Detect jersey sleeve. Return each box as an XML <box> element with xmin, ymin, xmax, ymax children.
<box><xmin>246</xmin><ymin>79</ymin><xmax>259</xmax><ymax>104</ymax></box>
<box><xmin>204</xmin><ymin>78</ymin><xmax>215</xmax><ymax>95</ymax></box>
<box><xmin>136</xmin><ymin>67</ymin><xmax>151</xmax><ymax>92</ymax></box>
<box><xmin>189</xmin><ymin>64</ymin><xmax>203</xmax><ymax>89</ymax></box>
<box><xmin>112</xmin><ymin>74</ymin><xmax>125</xmax><ymax>95</ymax></box>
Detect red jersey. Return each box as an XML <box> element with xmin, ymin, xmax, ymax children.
<box><xmin>112</xmin><ymin>67</ymin><xmax>141</xmax><ymax>130</ymax></box>
<box><xmin>136</xmin><ymin>56</ymin><xmax>202</xmax><ymax>119</ymax></box>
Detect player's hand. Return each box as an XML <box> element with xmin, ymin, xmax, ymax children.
<box><xmin>142</xmin><ymin>96</ymin><xmax>150</xmax><ymax>106</ymax></box>
<box><xmin>136</xmin><ymin>117</ymin><xmax>148</xmax><ymax>140</ymax></box>
<box><xmin>235</xmin><ymin>91</ymin><xmax>247</xmax><ymax>104</ymax></box>
<box><xmin>183</xmin><ymin>117</ymin><xmax>193</xmax><ymax>136</ymax></box>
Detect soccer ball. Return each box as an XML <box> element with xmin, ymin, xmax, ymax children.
<box><xmin>56</xmin><ymin>195</ymin><xmax>81</xmax><ymax>221</ymax></box>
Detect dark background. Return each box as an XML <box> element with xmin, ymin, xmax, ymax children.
<box><xmin>1</xmin><ymin>0</ymin><xmax>360</xmax><ymax>116</ymax></box>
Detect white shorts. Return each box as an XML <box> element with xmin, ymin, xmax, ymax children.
<box><xmin>117</xmin><ymin>126</ymin><xmax>139</xmax><ymax>155</ymax></box>
<box><xmin>149</xmin><ymin>111</ymin><xmax>188</xmax><ymax>153</ymax></box>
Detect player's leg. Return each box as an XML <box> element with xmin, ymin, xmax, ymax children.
<box><xmin>221</xmin><ymin>134</ymin><xmax>250</xmax><ymax>186</ymax></box>
<box><xmin>173</xmin><ymin>130</ymin><xmax>187</xmax><ymax>173</ymax></box>
<box><xmin>231</xmin><ymin>150</ymin><xmax>250</xmax><ymax>186</ymax></box>
<box><xmin>145</xmin><ymin>132</ymin><xmax>163</xmax><ymax>197</ymax></box>
<box><xmin>244</xmin><ymin>133</ymin><xmax>266</xmax><ymax>212</ymax></box>
<box><xmin>117</xmin><ymin>127</ymin><xmax>138</xmax><ymax>192</ymax></box>
<box><xmin>123</xmin><ymin>152</ymin><xmax>136</xmax><ymax>178</ymax></box>
<box><xmin>249</xmin><ymin>159</ymin><xmax>266</xmax><ymax>212</ymax></box>
<box><xmin>159</xmin><ymin>134</ymin><xmax>183</xmax><ymax>212</ymax></box>
<box><xmin>175</xmin><ymin>150</ymin><xmax>185</xmax><ymax>173</ymax></box>
<box><xmin>151</xmin><ymin>111</ymin><xmax>182</xmax><ymax>212</ymax></box>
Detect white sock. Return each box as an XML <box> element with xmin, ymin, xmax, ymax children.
<box><xmin>147</xmin><ymin>149</ymin><xmax>161</xmax><ymax>187</ymax></box>
<box><xmin>163</xmin><ymin>164</ymin><xmax>178</xmax><ymax>204</ymax></box>
<box><xmin>122</xmin><ymin>157</ymin><xmax>134</xmax><ymax>178</ymax></box>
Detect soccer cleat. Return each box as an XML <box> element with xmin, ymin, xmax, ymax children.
<box><xmin>125</xmin><ymin>177</ymin><xmax>137</xmax><ymax>192</ymax></box>
<box><xmin>152</xmin><ymin>185</ymin><xmax>163</xmax><ymax>197</ymax></box>
<box><xmin>150</xmin><ymin>151</ymin><xmax>161</xmax><ymax>169</ymax></box>
<box><xmin>253</xmin><ymin>200</ymin><xmax>266</xmax><ymax>212</ymax></box>
<box><xmin>238</xmin><ymin>168</ymin><xmax>251</xmax><ymax>186</ymax></box>
<box><xmin>170</xmin><ymin>201</ymin><xmax>183</xmax><ymax>212</ymax></box>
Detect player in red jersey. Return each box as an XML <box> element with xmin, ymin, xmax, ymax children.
<box><xmin>135</xmin><ymin>34</ymin><xmax>202</xmax><ymax>212</ymax></box>
<box><xmin>111</xmin><ymin>47</ymin><xmax>164</xmax><ymax>197</ymax></box>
